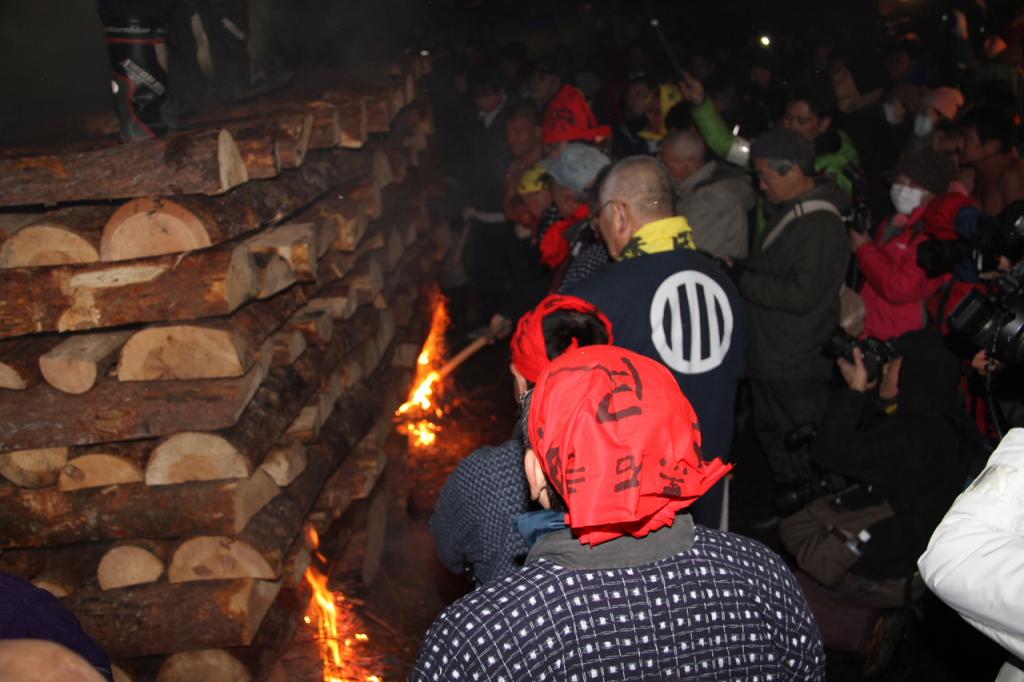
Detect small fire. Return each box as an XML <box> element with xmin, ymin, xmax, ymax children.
<box><xmin>303</xmin><ymin>527</ymin><xmax>381</xmax><ymax>682</ymax></box>
<box><xmin>395</xmin><ymin>293</ymin><xmax>451</xmax><ymax>448</ymax></box>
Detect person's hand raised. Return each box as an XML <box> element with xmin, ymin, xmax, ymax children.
<box><xmin>837</xmin><ymin>347</ymin><xmax>875</xmax><ymax>392</ymax></box>
<box><xmin>848</xmin><ymin>229</ymin><xmax>870</xmax><ymax>253</ymax></box>
<box><xmin>678</xmin><ymin>72</ymin><xmax>705</xmax><ymax>104</ymax></box>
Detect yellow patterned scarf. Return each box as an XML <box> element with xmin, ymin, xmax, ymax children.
<box><xmin>621</xmin><ymin>216</ymin><xmax>696</xmax><ymax>260</ymax></box>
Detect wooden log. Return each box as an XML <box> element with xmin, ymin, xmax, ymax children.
<box><xmin>0</xmin><ymin>243</ymin><xmax>258</xmax><ymax>338</ymax></box>
<box><xmin>322</xmin><ymin>87</ymin><xmax>392</xmax><ymax>133</ymax></box>
<box><xmin>167</xmin><ymin>371</ymin><xmax>391</xmax><ymax>585</ymax></box>
<box><xmin>0</xmin><ymin>205</ymin><xmax>115</xmax><ymax>268</ymax></box>
<box><xmin>274</xmin><ymin>113</ymin><xmax>313</xmax><ymax>169</ymax></box>
<box><xmin>293</xmin><ymin>190</ymin><xmax>369</xmax><ymax>253</ymax></box>
<box><xmin>306</xmin><ymin>102</ymin><xmax>341</xmax><ymax>149</ymax></box>
<box><xmin>39</xmin><ymin>330</ymin><xmax>132</xmax><ymax>394</ymax></box>
<box><xmin>0</xmin><ymin>360</ymin><xmax>267</xmax><ymax>452</ymax></box>
<box><xmin>6</xmin><ymin>540</ymin><xmax>110</xmax><ymax>593</ymax></box>
<box><xmin>348</xmin><ymin>252</ymin><xmax>384</xmax><ymax>304</ymax></box>
<box><xmin>225</xmin><ymin>122</ymin><xmax>281</xmax><ymax>180</ymax></box>
<box><xmin>284</xmin><ymin>405</ymin><xmax>320</xmax><ymax>444</ymax></box>
<box><xmin>57</xmin><ymin>450</ymin><xmax>145</xmax><ymax>491</ymax></box>
<box><xmin>98</xmin><ymin>150</ymin><xmax>366</xmax><ymax>262</ymax></box>
<box><xmin>303</xmin><ymin>286</ymin><xmax>358</xmax><ymax>321</ymax></box>
<box><xmin>252</xmin><ymin>252</ymin><xmax>296</xmax><ymax>299</ymax></box>
<box><xmin>168</xmin><ymin>535</ymin><xmax>276</xmax><ymax>582</ymax></box>
<box><xmin>244</xmin><ymin>222</ymin><xmax>318</xmax><ymax>280</ymax></box>
<box><xmin>157</xmin><ymin>650</ymin><xmax>252</xmax><ymax>682</ymax></box>
<box><xmin>336</xmin><ymin>100</ymin><xmax>368</xmax><ymax>149</ymax></box>
<box><xmin>0</xmin><ymin>469</ymin><xmax>279</xmax><ymax>548</ymax></box>
<box><xmin>0</xmin><ymin>334</ymin><xmax>60</xmax><ymax>389</ymax></box>
<box><xmin>0</xmin><ymin>129</ymin><xmax>248</xmax><ymax>208</ymax></box>
<box><xmin>286</xmin><ymin>308</ymin><xmax>332</xmax><ymax>348</ymax></box>
<box><xmin>117</xmin><ymin>285</ymin><xmax>306</xmax><ymax>382</ymax></box>
<box><xmin>141</xmin><ymin>307</ymin><xmax>378</xmax><ymax>485</ymax></box>
<box><xmin>0</xmin><ymin>447</ymin><xmax>68</xmax><ymax>487</ymax></box>
<box><xmin>97</xmin><ymin>543</ymin><xmax>167</xmax><ymax>590</ymax></box>
<box><xmin>65</xmin><ymin>578</ymin><xmax>281</xmax><ymax>658</ymax></box>
<box><xmin>269</xmin><ymin>329</ymin><xmax>305</xmax><ymax>366</ymax></box>
<box><xmin>258</xmin><ymin>441</ymin><xmax>307</xmax><ymax>487</ymax></box>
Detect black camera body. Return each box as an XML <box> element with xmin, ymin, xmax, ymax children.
<box><xmin>824</xmin><ymin>332</ymin><xmax>896</xmax><ymax>382</ymax></box>
<box><xmin>918</xmin><ymin>201</ymin><xmax>1024</xmax><ymax>278</ymax></box>
<box><xmin>950</xmin><ymin>260</ymin><xmax>1024</xmax><ymax>366</ymax></box>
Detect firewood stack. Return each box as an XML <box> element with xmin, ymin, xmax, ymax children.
<box><xmin>0</xmin><ymin>54</ymin><xmax>447</xmax><ymax>681</ymax></box>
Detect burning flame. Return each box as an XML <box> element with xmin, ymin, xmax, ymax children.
<box><xmin>303</xmin><ymin>526</ymin><xmax>380</xmax><ymax>682</ymax></box>
<box><xmin>395</xmin><ymin>293</ymin><xmax>450</xmax><ymax>448</ymax></box>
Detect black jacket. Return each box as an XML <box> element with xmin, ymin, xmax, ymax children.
<box><xmin>740</xmin><ymin>181</ymin><xmax>850</xmax><ymax>380</ymax></box>
<box><xmin>811</xmin><ymin>340</ymin><xmax>969</xmax><ymax>580</ymax></box>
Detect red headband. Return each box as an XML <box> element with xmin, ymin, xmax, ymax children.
<box><xmin>542</xmin><ymin>85</ymin><xmax>611</xmax><ymax>145</ymax></box>
<box><xmin>511</xmin><ymin>294</ymin><xmax>613</xmax><ymax>384</ymax></box>
<box><xmin>528</xmin><ymin>346</ymin><xmax>732</xmax><ymax>546</ymax></box>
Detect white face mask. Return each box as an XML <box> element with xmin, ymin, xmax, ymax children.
<box><xmin>882</xmin><ymin>102</ymin><xmax>901</xmax><ymax>126</ymax></box>
<box><xmin>913</xmin><ymin>113</ymin><xmax>933</xmax><ymax>137</ymax></box>
<box><xmin>890</xmin><ymin>183</ymin><xmax>927</xmax><ymax>215</ymax></box>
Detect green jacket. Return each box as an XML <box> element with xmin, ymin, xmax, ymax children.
<box><xmin>692</xmin><ymin>98</ymin><xmax>861</xmax><ymax>249</ymax></box>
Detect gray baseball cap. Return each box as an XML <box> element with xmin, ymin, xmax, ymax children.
<box><xmin>543</xmin><ymin>143</ymin><xmax>611</xmax><ymax>196</ymax></box>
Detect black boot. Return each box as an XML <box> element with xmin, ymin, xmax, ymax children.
<box><xmin>197</xmin><ymin>0</ymin><xmax>290</xmax><ymax>102</ymax></box>
<box><xmin>101</xmin><ymin>17</ymin><xmax>170</xmax><ymax>142</ymax></box>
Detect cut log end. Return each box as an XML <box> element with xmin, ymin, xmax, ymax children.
<box><xmin>217</xmin><ymin>129</ymin><xmax>249</xmax><ymax>192</ymax></box>
<box><xmin>118</xmin><ymin>325</ymin><xmax>247</xmax><ymax>382</ymax></box>
<box><xmin>58</xmin><ymin>453</ymin><xmax>144</xmax><ymax>491</ymax></box>
<box><xmin>39</xmin><ymin>330</ymin><xmax>131</xmax><ymax>395</ymax></box>
<box><xmin>0</xmin><ymin>447</ymin><xmax>69</xmax><ymax>488</ymax></box>
<box><xmin>157</xmin><ymin>649</ymin><xmax>251</xmax><ymax>682</ymax></box>
<box><xmin>145</xmin><ymin>432</ymin><xmax>248</xmax><ymax>486</ymax></box>
<box><xmin>258</xmin><ymin>442</ymin><xmax>307</xmax><ymax>487</ymax></box>
<box><xmin>168</xmin><ymin>536</ymin><xmax>275</xmax><ymax>583</ymax></box>
<box><xmin>228</xmin><ymin>246</ymin><xmax>260</xmax><ymax>311</ymax></box>
<box><xmin>101</xmin><ymin>198</ymin><xmax>212</xmax><ymax>262</ymax></box>
<box><xmin>98</xmin><ymin>545</ymin><xmax>165</xmax><ymax>590</ymax></box>
<box><xmin>0</xmin><ymin>225</ymin><xmax>100</xmax><ymax>268</ymax></box>
<box><xmin>0</xmin><ymin>364</ymin><xmax>30</xmax><ymax>390</ymax></box>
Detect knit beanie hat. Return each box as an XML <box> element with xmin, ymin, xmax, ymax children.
<box><xmin>884</xmin><ymin>149</ymin><xmax>957</xmax><ymax>195</ymax></box>
<box><xmin>749</xmin><ymin>127</ymin><xmax>815</xmax><ymax>165</ymax></box>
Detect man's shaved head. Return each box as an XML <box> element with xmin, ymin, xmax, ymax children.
<box><xmin>661</xmin><ymin>129</ymin><xmax>706</xmax><ymax>163</ymax></box>
<box><xmin>0</xmin><ymin>640</ymin><xmax>106</xmax><ymax>682</ymax></box>
<box><xmin>599</xmin><ymin>156</ymin><xmax>675</xmax><ymax>223</ymax></box>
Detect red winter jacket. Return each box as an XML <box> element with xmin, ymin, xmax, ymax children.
<box><xmin>918</xmin><ymin>193</ymin><xmax>986</xmax><ymax>334</ymax></box>
<box><xmin>857</xmin><ymin>201</ymin><xmax>951</xmax><ymax>340</ymax></box>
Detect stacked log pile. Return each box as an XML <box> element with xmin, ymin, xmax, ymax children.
<box><xmin>0</xmin><ymin>54</ymin><xmax>445</xmax><ymax>681</ymax></box>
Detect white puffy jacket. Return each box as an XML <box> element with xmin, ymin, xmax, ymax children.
<box><xmin>919</xmin><ymin>428</ymin><xmax>1024</xmax><ymax>681</ymax></box>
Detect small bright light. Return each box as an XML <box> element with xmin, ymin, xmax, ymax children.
<box><xmin>760</xmin><ymin>35</ymin><xmax>771</xmax><ymax>47</ymax></box>
<box><xmin>304</xmin><ymin>615</ymin><xmax>312</xmax><ymax>624</ymax></box>
<box><xmin>650</xmin><ymin>18</ymin><xmax>659</xmax><ymax>27</ymax></box>
<box><xmin>419</xmin><ymin>49</ymin><xmax>430</xmax><ymax>57</ymax></box>
<box><xmin>732</xmin><ymin>124</ymin><xmax>740</xmax><ymax>136</ymax></box>
<box><xmin>111</xmin><ymin>80</ymin><xmax>119</xmax><ymax>95</ymax></box>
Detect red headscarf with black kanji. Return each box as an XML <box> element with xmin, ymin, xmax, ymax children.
<box><xmin>542</xmin><ymin>84</ymin><xmax>612</xmax><ymax>145</ymax></box>
<box><xmin>511</xmin><ymin>294</ymin><xmax>613</xmax><ymax>384</ymax></box>
<box><xmin>528</xmin><ymin>345</ymin><xmax>732</xmax><ymax>546</ymax></box>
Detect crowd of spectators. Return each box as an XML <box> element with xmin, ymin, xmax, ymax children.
<box><xmin>423</xmin><ymin>2</ymin><xmax>1024</xmax><ymax>679</ymax></box>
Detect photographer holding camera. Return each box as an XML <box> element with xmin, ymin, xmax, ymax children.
<box><xmin>851</xmin><ymin>148</ymin><xmax>960</xmax><ymax>340</ymax></box>
<box><xmin>781</xmin><ymin>330</ymin><xmax>973</xmax><ymax>665</ymax></box>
